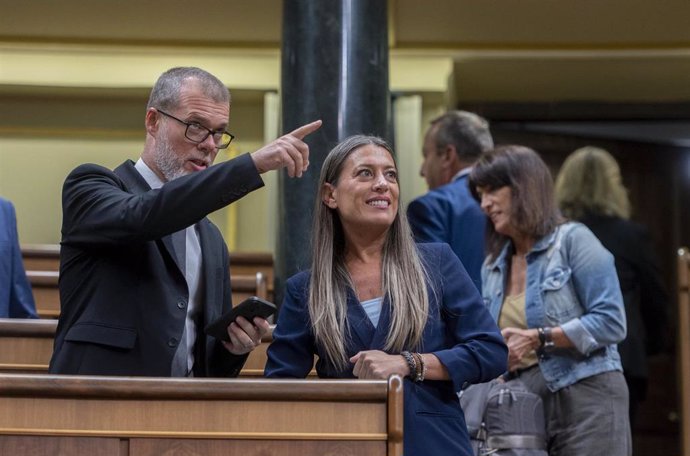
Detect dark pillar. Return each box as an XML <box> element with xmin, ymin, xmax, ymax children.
<box><xmin>276</xmin><ymin>0</ymin><xmax>390</xmax><ymax>305</ymax></box>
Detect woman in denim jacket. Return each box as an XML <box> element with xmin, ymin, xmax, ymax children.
<box><xmin>469</xmin><ymin>145</ymin><xmax>631</xmax><ymax>456</ymax></box>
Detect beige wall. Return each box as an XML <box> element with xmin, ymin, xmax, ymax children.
<box><xmin>0</xmin><ymin>44</ymin><xmax>450</xmax><ymax>252</ymax></box>
<box><xmin>0</xmin><ymin>97</ymin><xmax>271</xmax><ymax>249</ymax></box>
<box><xmin>0</xmin><ymin>93</ymin><xmax>445</xmax><ymax>250</ymax></box>
<box><xmin>1</xmin><ymin>136</ymin><xmax>140</xmax><ymax>244</ymax></box>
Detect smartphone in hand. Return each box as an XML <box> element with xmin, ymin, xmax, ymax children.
<box><xmin>204</xmin><ymin>296</ymin><xmax>277</xmax><ymax>342</ymax></box>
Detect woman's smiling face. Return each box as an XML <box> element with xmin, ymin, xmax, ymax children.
<box><xmin>477</xmin><ymin>185</ymin><xmax>516</xmax><ymax>238</ymax></box>
<box><xmin>322</xmin><ymin>144</ymin><xmax>400</xmax><ymax>233</ymax></box>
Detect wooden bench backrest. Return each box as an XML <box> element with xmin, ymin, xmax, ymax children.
<box><xmin>0</xmin><ymin>373</ymin><xmax>403</xmax><ymax>456</ymax></box>
<box><xmin>228</xmin><ymin>251</ymin><xmax>274</xmax><ymax>298</ymax></box>
<box><xmin>26</xmin><ymin>271</ymin><xmax>60</xmax><ymax>318</ymax></box>
<box><xmin>0</xmin><ymin>319</ymin><xmax>301</xmax><ymax>377</ymax></box>
<box><xmin>0</xmin><ymin>319</ymin><xmax>56</xmax><ymax>373</ymax></box>
<box><xmin>20</xmin><ymin>244</ymin><xmax>59</xmax><ymax>271</ymax></box>
<box><xmin>22</xmin><ymin>245</ymin><xmax>274</xmax><ymax>299</ymax></box>
<box><xmin>27</xmin><ymin>271</ymin><xmax>269</xmax><ymax>320</ymax></box>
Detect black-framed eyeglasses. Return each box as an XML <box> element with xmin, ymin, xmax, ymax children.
<box><xmin>155</xmin><ymin>109</ymin><xmax>235</xmax><ymax>149</ymax></box>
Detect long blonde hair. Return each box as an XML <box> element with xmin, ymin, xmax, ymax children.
<box><xmin>309</xmin><ymin>135</ymin><xmax>430</xmax><ymax>370</ymax></box>
<box><xmin>555</xmin><ymin>146</ymin><xmax>631</xmax><ymax>220</ymax></box>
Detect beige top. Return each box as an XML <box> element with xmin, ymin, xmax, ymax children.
<box><xmin>498</xmin><ymin>292</ymin><xmax>538</xmax><ymax>370</ymax></box>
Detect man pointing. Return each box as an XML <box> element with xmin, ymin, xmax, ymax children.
<box><xmin>50</xmin><ymin>66</ymin><xmax>321</xmax><ymax>377</ymax></box>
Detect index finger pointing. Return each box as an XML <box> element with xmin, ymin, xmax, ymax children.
<box><xmin>289</xmin><ymin>119</ymin><xmax>322</xmax><ymax>140</ymax></box>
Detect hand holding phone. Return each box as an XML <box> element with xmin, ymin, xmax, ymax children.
<box><xmin>204</xmin><ymin>296</ymin><xmax>277</xmax><ymax>342</ymax></box>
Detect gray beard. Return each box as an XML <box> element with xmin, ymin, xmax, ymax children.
<box><xmin>153</xmin><ymin>136</ymin><xmax>190</xmax><ymax>182</ymax></box>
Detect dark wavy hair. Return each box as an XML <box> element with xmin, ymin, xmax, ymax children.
<box><xmin>468</xmin><ymin>145</ymin><xmax>564</xmax><ymax>260</ymax></box>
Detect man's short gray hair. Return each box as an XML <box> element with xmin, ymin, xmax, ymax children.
<box><xmin>146</xmin><ymin>67</ymin><xmax>230</xmax><ymax>111</ymax></box>
<box><xmin>430</xmin><ymin>110</ymin><xmax>493</xmax><ymax>162</ymax></box>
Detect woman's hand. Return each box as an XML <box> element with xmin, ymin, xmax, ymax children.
<box><xmin>350</xmin><ymin>350</ymin><xmax>409</xmax><ymax>379</ymax></box>
<box><xmin>501</xmin><ymin>327</ymin><xmax>540</xmax><ymax>372</ymax></box>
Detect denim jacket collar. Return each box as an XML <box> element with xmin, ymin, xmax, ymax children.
<box><xmin>486</xmin><ymin>226</ymin><xmax>561</xmax><ymax>272</ymax></box>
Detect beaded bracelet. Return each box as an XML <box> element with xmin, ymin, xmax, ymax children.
<box><xmin>401</xmin><ymin>351</ymin><xmax>417</xmax><ymax>379</ymax></box>
<box><xmin>412</xmin><ymin>352</ymin><xmax>426</xmax><ymax>382</ymax></box>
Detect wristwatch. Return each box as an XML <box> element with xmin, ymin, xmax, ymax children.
<box><xmin>538</xmin><ymin>327</ymin><xmax>555</xmax><ymax>349</ymax></box>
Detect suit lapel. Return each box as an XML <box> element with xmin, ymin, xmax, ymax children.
<box><xmin>113</xmin><ymin>160</ymin><xmax>185</xmax><ymax>276</ymax></box>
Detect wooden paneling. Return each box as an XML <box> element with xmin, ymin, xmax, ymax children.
<box><xmin>230</xmin><ymin>272</ymin><xmax>269</xmax><ymax>303</ymax></box>
<box><xmin>21</xmin><ymin>244</ymin><xmax>60</xmax><ymax>271</ymax></box>
<box><xmin>25</xmin><ymin>270</ymin><xmax>59</xmax><ymax>318</ymax></box>
<box><xmin>22</xmin><ymin>245</ymin><xmax>273</xmax><ymax>277</ymax></box>
<box><xmin>0</xmin><ymin>319</ymin><xmax>56</xmax><ymax>373</ymax></box>
<box><xmin>26</xmin><ymin>271</ymin><xmax>269</xmax><ymax>320</ymax></box>
<box><xmin>129</xmin><ymin>439</ymin><xmax>384</xmax><ymax>456</ymax></box>
<box><xmin>228</xmin><ymin>252</ymin><xmax>274</xmax><ymax>298</ymax></box>
<box><xmin>0</xmin><ymin>435</ymin><xmax>122</xmax><ymax>456</ymax></box>
<box><xmin>23</xmin><ymin>244</ymin><xmax>275</xmax><ymax>302</ymax></box>
<box><xmin>0</xmin><ymin>319</ymin><xmax>291</xmax><ymax>377</ymax></box>
<box><xmin>0</xmin><ymin>374</ymin><xmax>403</xmax><ymax>456</ymax></box>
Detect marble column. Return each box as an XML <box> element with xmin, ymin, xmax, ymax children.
<box><xmin>276</xmin><ymin>0</ymin><xmax>390</xmax><ymax>304</ymax></box>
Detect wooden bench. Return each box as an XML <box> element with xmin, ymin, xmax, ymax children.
<box><xmin>0</xmin><ymin>373</ymin><xmax>403</xmax><ymax>456</ymax></box>
<box><xmin>26</xmin><ymin>270</ymin><xmax>60</xmax><ymax>318</ymax></box>
<box><xmin>230</xmin><ymin>272</ymin><xmax>269</xmax><ymax>304</ymax></box>
<box><xmin>677</xmin><ymin>247</ymin><xmax>690</xmax><ymax>456</ymax></box>
<box><xmin>0</xmin><ymin>320</ymin><xmax>313</xmax><ymax>377</ymax></box>
<box><xmin>22</xmin><ymin>244</ymin><xmax>275</xmax><ymax>299</ymax></box>
<box><xmin>0</xmin><ymin>319</ymin><xmax>55</xmax><ymax>373</ymax></box>
<box><xmin>228</xmin><ymin>251</ymin><xmax>275</xmax><ymax>300</ymax></box>
<box><xmin>0</xmin><ymin>319</ymin><xmax>290</xmax><ymax>377</ymax></box>
<box><xmin>20</xmin><ymin>244</ymin><xmax>60</xmax><ymax>271</ymax></box>
<box><xmin>27</xmin><ymin>271</ymin><xmax>269</xmax><ymax>320</ymax></box>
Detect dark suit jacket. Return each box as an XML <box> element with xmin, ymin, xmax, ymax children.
<box><xmin>407</xmin><ymin>175</ymin><xmax>486</xmax><ymax>291</ymax></box>
<box><xmin>579</xmin><ymin>214</ymin><xmax>670</xmax><ymax>382</ymax></box>
<box><xmin>50</xmin><ymin>154</ymin><xmax>264</xmax><ymax>377</ymax></box>
<box><xmin>265</xmin><ymin>243</ymin><xmax>508</xmax><ymax>456</ymax></box>
<box><xmin>0</xmin><ymin>197</ymin><xmax>37</xmax><ymax>318</ymax></box>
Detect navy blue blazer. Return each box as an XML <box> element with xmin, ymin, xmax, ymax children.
<box><xmin>0</xmin><ymin>197</ymin><xmax>37</xmax><ymax>318</ymax></box>
<box><xmin>265</xmin><ymin>243</ymin><xmax>507</xmax><ymax>456</ymax></box>
<box><xmin>407</xmin><ymin>175</ymin><xmax>486</xmax><ymax>291</ymax></box>
<box><xmin>50</xmin><ymin>155</ymin><xmax>263</xmax><ymax>376</ymax></box>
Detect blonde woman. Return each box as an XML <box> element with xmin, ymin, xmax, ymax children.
<box><xmin>555</xmin><ymin>146</ymin><xmax>670</xmax><ymax>426</ymax></box>
<box><xmin>265</xmin><ymin>135</ymin><xmax>507</xmax><ymax>456</ymax></box>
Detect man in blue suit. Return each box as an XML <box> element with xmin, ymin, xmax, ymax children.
<box><xmin>0</xmin><ymin>197</ymin><xmax>37</xmax><ymax>318</ymax></box>
<box><xmin>407</xmin><ymin>111</ymin><xmax>493</xmax><ymax>291</ymax></box>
